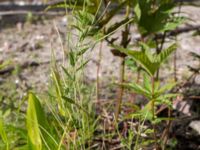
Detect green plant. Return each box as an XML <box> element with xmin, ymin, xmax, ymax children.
<box><xmin>0</xmin><ymin>0</ymin><xmax>186</xmax><ymax>149</ymax></box>
<box><xmin>48</xmin><ymin>0</ymin><xmax>135</xmax><ymax>121</ymax></box>
<box><xmin>114</xmin><ymin>40</ymin><xmax>178</xmax><ymax>149</ymax></box>
<box><xmin>0</xmin><ymin>2</ymin><xmax>98</xmax><ymax>149</ymax></box>
<box><xmin>111</xmin><ymin>1</ymin><xmax>183</xmax><ymax>147</ymax></box>
<box><xmin>0</xmin><ymin>117</ymin><xmax>9</xmax><ymax>150</ymax></box>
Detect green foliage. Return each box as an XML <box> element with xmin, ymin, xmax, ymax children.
<box><xmin>0</xmin><ymin>60</ymin><xmax>11</xmax><ymax>70</ymax></box>
<box><xmin>122</xmin><ymin>74</ymin><xmax>177</xmax><ymax>120</ymax></box>
<box><xmin>26</xmin><ymin>92</ymin><xmax>58</xmax><ymax>150</ymax></box>
<box><xmin>133</xmin><ymin>0</ymin><xmax>184</xmax><ymax>35</ymax></box>
<box><xmin>26</xmin><ymin>93</ymin><xmax>43</xmax><ymax>150</ymax></box>
<box><xmin>0</xmin><ymin>119</ymin><xmax>9</xmax><ymax>150</ymax></box>
<box><xmin>47</xmin><ymin>0</ymin><xmax>131</xmax><ymax>39</ymax></box>
<box><xmin>113</xmin><ymin>43</ymin><xmax>177</xmax><ymax>76</ymax></box>
<box><xmin>1</xmin><ymin>0</ymin><xmax>185</xmax><ymax>149</ymax></box>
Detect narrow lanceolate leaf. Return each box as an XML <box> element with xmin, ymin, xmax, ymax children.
<box><xmin>133</xmin><ymin>0</ymin><xmax>141</xmax><ymax>21</ymax></box>
<box><xmin>120</xmin><ymin>83</ymin><xmax>151</xmax><ymax>99</ymax></box>
<box><xmin>26</xmin><ymin>93</ymin><xmax>43</xmax><ymax>150</ymax></box>
<box><xmin>140</xmin><ymin>100</ymin><xmax>154</xmax><ymax>120</ymax></box>
<box><xmin>156</xmin><ymin>43</ymin><xmax>177</xmax><ymax>63</ymax></box>
<box><xmin>51</xmin><ymin>70</ymin><xmax>65</xmax><ymax>116</ymax></box>
<box><xmin>143</xmin><ymin>74</ymin><xmax>152</xmax><ymax>93</ymax></box>
<box><xmin>69</xmin><ymin>51</ymin><xmax>76</xmax><ymax>67</ymax></box>
<box><xmin>62</xmin><ymin>66</ymin><xmax>74</xmax><ymax>81</ymax></box>
<box><xmin>62</xmin><ymin>96</ymin><xmax>89</xmax><ymax>115</ymax></box>
<box><xmin>76</xmin><ymin>59</ymin><xmax>90</xmax><ymax>72</ymax></box>
<box><xmin>27</xmin><ymin>93</ymin><xmax>59</xmax><ymax>150</ymax></box>
<box><xmin>157</xmin><ymin>82</ymin><xmax>176</xmax><ymax>94</ymax></box>
<box><xmin>76</xmin><ymin>46</ymin><xmax>90</xmax><ymax>56</ymax></box>
<box><xmin>0</xmin><ymin>119</ymin><xmax>9</xmax><ymax>150</ymax></box>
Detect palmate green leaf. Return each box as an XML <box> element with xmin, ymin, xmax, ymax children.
<box><xmin>113</xmin><ymin>43</ymin><xmax>176</xmax><ymax>76</ymax></box>
<box><xmin>113</xmin><ymin>45</ymin><xmax>159</xmax><ymax>76</ymax></box>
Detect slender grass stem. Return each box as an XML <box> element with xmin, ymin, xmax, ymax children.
<box><xmin>96</xmin><ymin>41</ymin><xmax>103</xmax><ymax>103</ymax></box>
<box><xmin>115</xmin><ymin>56</ymin><xmax>125</xmax><ymax>121</ymax></box>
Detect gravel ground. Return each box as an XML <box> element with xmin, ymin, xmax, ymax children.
<box><xmin>0</xmin><ymin>5</ymin><xmax>200</xmax><ymax>95</ymax></box>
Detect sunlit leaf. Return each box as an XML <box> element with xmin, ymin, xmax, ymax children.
<box><xmin>26</xmin><ymin>93</ymin><xmax>43</xmax><ymax>150</ymax></box>
<box><xmin>0</xmin><ymin>119</ymin><xmax>9</xmax><ymax>150</ymax></box>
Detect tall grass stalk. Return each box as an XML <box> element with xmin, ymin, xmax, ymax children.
<box><xmin>96</xmin><ymin>41</ymin><xmax>103</xmax><ymax>103</ymax></box>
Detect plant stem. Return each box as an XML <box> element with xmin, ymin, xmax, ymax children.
<box><xmin>151</xmin><ymin>77</ymin><xmax>158</xmax><ymax>149</ymax></box>
<box><xmin>173</xmin><ymin>48</ymin><xmax>177</xmax><ymax>82</ymax></box>
<box><xmin>155</xmin><ymin>32</ymin><xmax>166</xmax><ymax>80</ymax></box>
<box><xmin>151</xmin><ymin>77</ymin><xmax>155</xmax><ymax>121</ymax></box>
<box><xmin>151</xmin><ymin>77</ymin><xmax>155</xmax><ymax>120</ymax></box>
<box><xmin>161</xmin><ymin>107</ymin><xmax>172</xmax><ymax>150</ymax></box>
<box><xmin>114</xmin><ymin>5</ymin><xmax>130</xmax><ymax>121</ymax></box>
<box><xmin>96</xmin><ymin>41</ymin><xmax>103</xmax><ymax>103</ymax></box>
<box><xmin>136</xmin><ymin>69</ymin><xmax>140</xmax><ymax>83</ymax></box>
<box><xmin>115</xmin><ymin>56</ymin><xmax>125</xmax><ymax>121</ymax></box>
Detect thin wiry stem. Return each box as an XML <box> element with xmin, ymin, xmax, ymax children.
<box><xmin>115</xmin><ymin>56</ymin><xmax>126</xmax><ymax>121</ymax></box>
<box><xmin>155</xmin><ymin>31</ymin><xmax>166</xmax><ymax>80</ymax></box>
<box><xmin>115</xmin><ymin>5</ymin><xmax>130</xmax><ymax>121</ymax></box>
<box><xmin>96</xmin><ymin>41</ymin><xmax>103</xmax><ymax>103</ymax></box>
